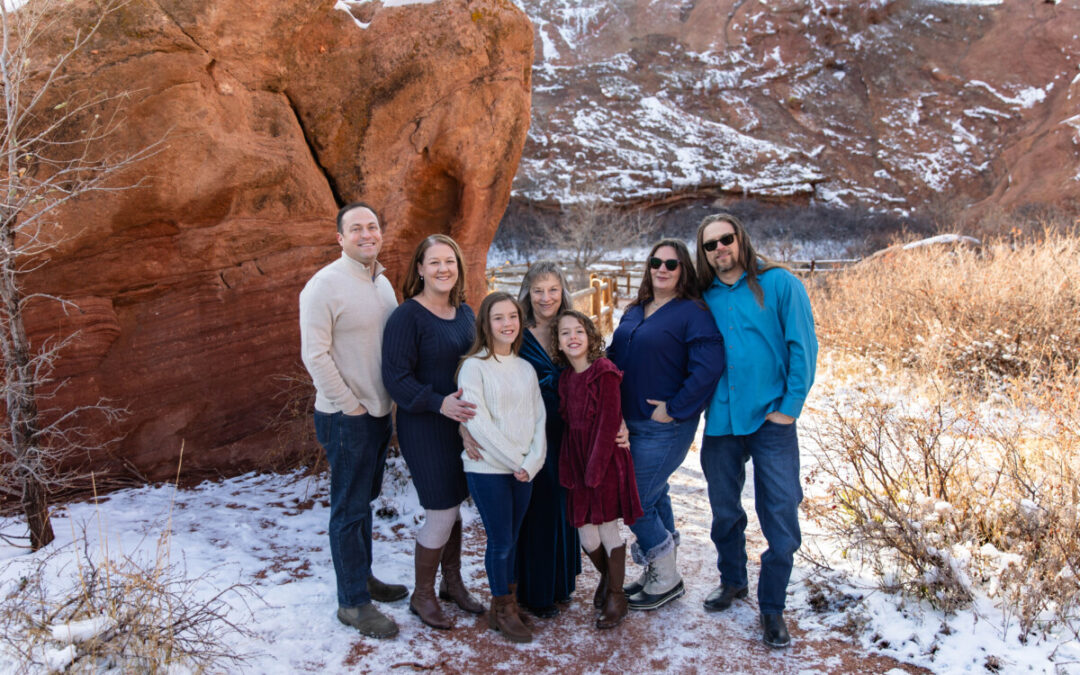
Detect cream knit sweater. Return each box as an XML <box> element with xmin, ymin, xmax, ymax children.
<box><xmin>458</xmin><ymin>349</ymin><xmax>546</xmax><ymax>479</ymax></box>
<box><xmin>299</xmin><ymin>253</ymin><xmax>398</xmax><ymax>416</ymax></box>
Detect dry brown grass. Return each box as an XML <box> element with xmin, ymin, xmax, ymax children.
<box><xmin>804</xmin><ymin>225</ymin><xmax>1080</xmax><ymax>641</ymax></box>
<box><xmin>810</xmin><ymin>227</ymin><xmax>1080</xmax><ymax>389</ymax></box>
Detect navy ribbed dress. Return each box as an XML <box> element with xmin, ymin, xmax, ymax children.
<box><xmin>514</xmin><ymin>330</ymin><xmax>581</xmax><ymax>608</ymax></box>
<box><xmin>382</xmin><ymin>299</ymin><xmax>475</xmax><ymax>510</ymax></box>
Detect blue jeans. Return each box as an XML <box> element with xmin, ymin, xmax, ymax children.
<box><xmin>626</xmin><ymin>415</ymin><xmax>699</xmax><ymax>562</ymax></box>
<box><xmin>313</xmin><ymin>410</ymin><xmax>392</xmax><ymax>608</ymax></box>
<box><xmin>700</xmin><ymin>419</ymin><xmax>803</xmax><ymax>615</ymax></box>
<box><xmin>467</xmin><ymin>472</ymin><xmax>533</xmax><ymax>597</ymax></box>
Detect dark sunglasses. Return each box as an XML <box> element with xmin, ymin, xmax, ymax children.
<box><xmin>648</xmin><ymin>257</ymin><xmax>679</xmax><ymax>271</ymax></box>
<box><xmin>702</xmin><ymin>233</ymin><xmax>737</xmax><ymax>252</ymax></box>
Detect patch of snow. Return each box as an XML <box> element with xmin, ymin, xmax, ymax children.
<box><xmin>901</xmin><ymin>233</ymin><xmax>981</xmax><ymax>249</ymax></box>
<box><xmin>49</xmin><ymin>615</ymin><xmax>114</xmax><ymax>644</ymax></box>
<box><xmin>967</xmin><ymin>80</ymin><xmax>1051</xmax><ymax>108</ymax></box>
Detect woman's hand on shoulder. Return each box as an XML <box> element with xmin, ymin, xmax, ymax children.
<box><xmin>441</xmin><ymin>388</ymin><xmax>477</xmax><ymax>422</ymax></box>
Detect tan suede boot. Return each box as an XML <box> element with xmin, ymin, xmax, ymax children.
<box><xmin>437</xmin><ymin>520</ymin><xmax>484</xmax><ymax>614</ymax></box>
<box><xmin>409</xmin><ymin>543</ymin><xmax>453</xmax><ymax>629</ymax></box>
<box><xmin>488</xmin><ymin>595</ymin><xmax>532</xmax><ymax>643</ymax></box>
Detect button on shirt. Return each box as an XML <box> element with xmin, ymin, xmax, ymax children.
<box><xmin>703</xmin><ymin>268</ymin><xmax>818</xmax><ymax>437</ymax></box>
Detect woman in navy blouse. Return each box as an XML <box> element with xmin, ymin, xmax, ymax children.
<box><xmin>607</xmin><ymin>238</ymin><xmax>725</xmax><ymax>611</ymax></box>
<box><xmin>382</xmin><ymin>234</ymin><xmax>484</xmax><ymax>631</ymax></box>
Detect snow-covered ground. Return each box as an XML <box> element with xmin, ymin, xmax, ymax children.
<box><xmin>2</xmin><ymin>360</ymin><xmax>1077</xmax><ymax>673</ymax></box>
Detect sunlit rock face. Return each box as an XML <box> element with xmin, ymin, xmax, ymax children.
<box><xmin>512</xmin><ymin>0</ymin><xmax>1080</xmax><ymax>215</ymax></box>
<box><xmin>20</xmin><ymin>0</ymin><xmax>532</xmax><ymax>479</ymax></box>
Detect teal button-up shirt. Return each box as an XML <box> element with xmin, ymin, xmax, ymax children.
<box><xmin>703</xmin><ymin>267</ymin><xmax>818</xmax><ymax>437</ymax></box>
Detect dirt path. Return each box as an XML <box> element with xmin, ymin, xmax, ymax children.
<box><xmin>351</xmin><ymin>445</ymin><xmax>927</xmax><ymax>674</ymax></box>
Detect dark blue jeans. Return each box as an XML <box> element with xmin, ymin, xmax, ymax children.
<box><xmin>466</xmin><ymin>472</ymin><xmax>533</xmax><ymax>597</ymax></box>
<box><xmin>701</xmin><ymin>419</ymin><xmax>802</xmax><ymax>615</ymax></box>
<box><xmin>313</xmin><ymin>410</ymin><xmax>392</xmax><ymax>608</ymax></box>
<box><xmin>626</xmin><ymin>415</ymin><xmax>699</xmax><ymax>562</ymax></box>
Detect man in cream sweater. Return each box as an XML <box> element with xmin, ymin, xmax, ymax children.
<box><xmin>299</xmin><ymin>202</ymin><xmax>405</xmax><ymax>639</ymax></box>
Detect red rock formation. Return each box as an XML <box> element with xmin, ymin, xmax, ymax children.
<box><xmin>18</xmin><ymin>0</ymin><xmax>532</xmax><ymax>480</ymax></box>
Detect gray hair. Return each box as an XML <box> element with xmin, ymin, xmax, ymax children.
<box><xmin>517</xmin><ymin>260</ymin><xmax>573</xmax><ymax>327</ymax></box>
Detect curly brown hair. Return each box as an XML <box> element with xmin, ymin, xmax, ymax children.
<box><xmin>550</xmin><ymin>310</ymin><xmax>606</xmax><ymax>368</ymax></box>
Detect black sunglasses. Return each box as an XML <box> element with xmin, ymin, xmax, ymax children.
<box><xmin>702</xmin><ymin>233</ymin><xmax>737</xmax><ymax>252</ymax></box>
<box><xmin>648</xmin><ymin>257</ymin><xmax>679</xmax><ymax>271</ymax></box>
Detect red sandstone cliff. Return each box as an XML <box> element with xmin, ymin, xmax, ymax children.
<box><xmin>17</xmin><ymin>0</ymin><xmax>532</xmax><ymax>480</ymax></box>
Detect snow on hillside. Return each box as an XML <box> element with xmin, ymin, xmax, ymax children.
<box><xmin>510</xmin><ymin>0</ymin><xmax>1063</xmax><ymax>211</ymax></box>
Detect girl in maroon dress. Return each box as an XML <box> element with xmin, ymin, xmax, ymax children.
<box><xmin>553</xmin><ymin>310</ymin><xmax>644</xmax><ymax>629</ymax></box>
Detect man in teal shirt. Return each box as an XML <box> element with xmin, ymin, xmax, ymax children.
<box><xmin>693</xmin><ymin>213</ymin><xmax>818</xmax><ymax>648</ymax></box>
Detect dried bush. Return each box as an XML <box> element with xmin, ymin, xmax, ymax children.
<box><xmin>805</xmin><ymin>225</ymin><xmax>1080</xmax><ymax>642</ymax></box>
<box><xmin>0</xmin><ymin>517</ymin><xmax>256</xmax><ymax>672</ymax></box>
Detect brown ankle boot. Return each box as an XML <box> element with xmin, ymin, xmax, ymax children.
<box><xmin>438</xmin><ymin>520</ymin><xmax>484</xmax><ymax>614</ymax></box>
<box><xmin>489</xmin><ymin>595</ymin><xmax>532</xmax><ymax>643</ymax></box>
<box><xmin>584</xmin><ymin>546</ymin><xmax>609</xmax><ymax>609</ymax></box>
<box><xmin>597</xmin><ymin>545</ymin><xmax>628</xmax><ymax>629</ymax></box>
<box><xmin>409</xmin><ymin>543</ymin><xmax>452</xmax><ymax>630</ymax></box>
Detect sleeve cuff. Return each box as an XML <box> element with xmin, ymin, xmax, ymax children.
<box><xmin>778</xmin><ymin>395</ymin><xmax>806</xmax><ymax>419</ymax></box>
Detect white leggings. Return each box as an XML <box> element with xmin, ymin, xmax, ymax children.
<box><xmin>416</xmin><ymin>505</ymin><xmax>461</xmax><ymax>549</ymax></box>
<box><xmin>578</xmin><ymin>520</ymin><xmax>623</xmax><ymax>554</ymax></box>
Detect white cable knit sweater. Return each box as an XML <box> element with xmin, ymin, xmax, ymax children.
<box><xmin>458</xmin><ymin>349</ymin><xmax>546</xmax><ymax>479</ymax></box>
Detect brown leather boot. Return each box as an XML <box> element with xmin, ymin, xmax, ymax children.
<box><xmin>437</xmin><ymin>520</ymin><xmax>484</xmax><ymax>614</ymax></box>
<box><xmin>507</xmin><ymin>582</ymin><xmax>530</xmax><ymax>626</ymax></box>
<box><xmin>584</xmin><ymin>546</ymin><xmax>609</xmax><ymax>609</ymax></box>
<box><xmin>488</xmin><ymin>595</ymin><xmax>532</xmax><ymax>643</ymax></box>
<box><xmin>409</xmin><ymin>543</ymin><xmax>452</xmax><ymax>630</ymax></box>
<box><xmin>597</xmin><ymin>545</ymin><xmax>628</xmax><ymax>629</ymax></box>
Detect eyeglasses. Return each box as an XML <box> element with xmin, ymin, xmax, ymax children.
<box><xmin>702</xmin><ymin>233</ymin><xmax>737</xmax><ymax>252</ymax></box>
<box><xmin>648</xmin><ymin>257</ymin><xmax>679</xmax><ymax>271</ymax></box>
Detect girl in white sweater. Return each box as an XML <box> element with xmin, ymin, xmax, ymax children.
<box><xmin>458</xmin><ymin>292</ymin><xmax>546</xmax><ymax>643</ymax></box>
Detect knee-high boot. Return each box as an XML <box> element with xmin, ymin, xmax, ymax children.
<box><xmin>597</xmin><ymin>545</ymin><xmax>628</xmax><ymax>628</ymax></box>
<box><xmin>438</xmin><ymin>520</ymin><xmax>484</xmax><ymax>614</ymax></box>
<box><xmin>410</xmin><ymin>543</ymin><xmax>453</xmax><ymax>629</ymax></box>
<box><xmin>584</xmin><ymin>546</ymin><xmax>609</xmax><ymax>609</ymax></box>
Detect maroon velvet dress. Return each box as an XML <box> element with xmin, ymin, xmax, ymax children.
<box><xmin>558</xmin><ymin>357</ymin><xmax>644</xmax><ymax>527</ymax></box>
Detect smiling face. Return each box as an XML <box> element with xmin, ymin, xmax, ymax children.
<box><xmin>418</xmin><ymin>243</ymin><xmax>459</xmax><ymax>296</ymax></box>
<box><xmin>701</xmin><ymin>219</ymin><xmax>742</xmax><ymax>281</ymax></box>
<box><xmin>337</xmin><ymin>207</ymin><xmax>382</xmax><ymax>266</ymax></box>
<box><xmin>556</xmin><ymin>314</ymin><xmax>589</xmax><ymax>368</ymax></box>
<box><xmin>489</xmin><ymin>299</ymin><xmax>521</xmax><ymax>355</ymax></box>
<box><xmin>529</xmin><ymin>274</ymin><xmax>563</xmax><ymax>324</ymax></box>
<box><xmin>649</xmin><ymin>244</ymin><xmax>682</xmax><ymax>297</ymax></box>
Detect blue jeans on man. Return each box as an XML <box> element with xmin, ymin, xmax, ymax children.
<box><xmin>466</xmin><ymin>473</ymin><xmax>533</xmax><ymax>596</ymax></box>
<box><xmin>700</xmin><ymin>419</ymin><xmax>802</xmax><ymax>615</ymax></box>
<box><xmin>313</xmin><ymin>410</ymin><xmax>392</xmax><ymax>608</ymax></box>
<box><xmin>626</xmin><ymin>415</ymin><xmax>699</xmax><ymax>562</ymax></box>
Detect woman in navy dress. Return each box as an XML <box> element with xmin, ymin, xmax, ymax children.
<box><xmin>382</xmin><ymin>234</ymin><xmax>484</xmax><ymax>631</ymax></box>
<box><xmin>512</xmin><ymin>262</ymin><xmax>581</xmax><ymax>617</ymax></box>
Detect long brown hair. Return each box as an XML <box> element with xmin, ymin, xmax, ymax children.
<box><xmin>461</xmin><ymin>292</ymin><xmax>524</xmax><ymax>364</ymax></box>
<box><xmin>694</xmin><ymin>213</ymin><xmax>782</xmax><ymax>307</ymax></box>
<box><xmin>629</xmin><ymin>238</ymin><xmax>700</xmax><ymax>308</ymax></box>
<box><xmin>550</xmin><ymin>310</ymin><xmax>605</xmax><ymax>368</ymax></box>
<box><xmin>402</xmin><ymin>234</ymin><xmax>467</xmax><ymax>307</ymax></box>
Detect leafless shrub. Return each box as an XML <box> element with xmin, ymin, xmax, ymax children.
<box><xmin>806</xmin><ymin>224</ymin><xmax>1080</xmax><ymax>641</ymax></box>
<box><xmin>0</xmin><ymin>519</ymin><xmax>257</xmax><ymax>672</ymax></box>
